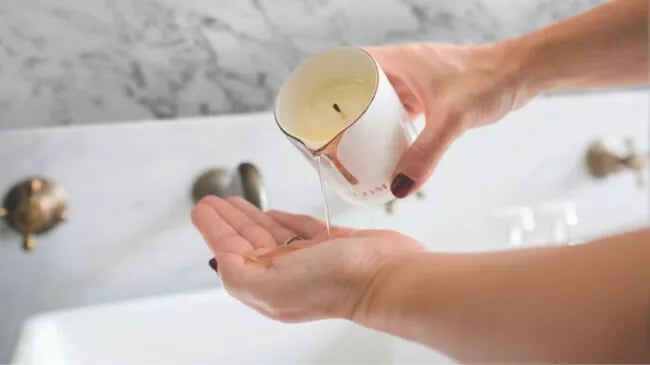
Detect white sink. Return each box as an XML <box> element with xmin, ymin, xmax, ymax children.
<box><xmin>11</xmin><ymin>289</ymin><xmax>452</xmax><ymax>364</ymax></box>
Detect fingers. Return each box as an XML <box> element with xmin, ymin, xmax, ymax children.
<box><xmin>365</xmin><ymin>46</ymin><xmax>424</xmax><ymax>118</ymax></box>
<box><xmin>191</xmin><ymin>203</ymin><xmax>252</xmax><ymax>255</ymax></box>
<box><xmin>212</xmin><ymin>251</ymin><xmax>259</xmax><ymax>293</ymax></box>
<box><xmin>266</xmin><ymin>210</ymin><xmax>327</xmax><ymax>239</ymax></box>
<box><xmin>367</xmin><ymin>45</ymin><xmax>455</xmax><ymax>198</ymax></box>
<box><xmin>390</xmin><ymin>116</ymin><xmax>462</xmax><ymax>198</ymax></box>
<box><xmin>197</xmin><ymin>196</ymin><xmax>276</xmax><ymax>249</ymax></box>
<box><xmin>226</xmin><ymin>196</ymin><xmax>296</xmax><ymax>245</ymax></box>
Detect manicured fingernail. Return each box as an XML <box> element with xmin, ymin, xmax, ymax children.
<box><xmin>391</xmin><ymin>173</ymin><xmax>415</xmax><ymax>199</ymax></box>
<box><xmin>208</xmin><ymin>258</ymin><xmax>218</xmax><ymax>273</ymax></box>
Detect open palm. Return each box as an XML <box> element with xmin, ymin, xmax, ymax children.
<box><xmin>191</xmin><ymin>196</ymin><xmax>424</xmax><ymax>322</ymax></box>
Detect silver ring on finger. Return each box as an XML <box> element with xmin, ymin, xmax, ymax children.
<box><xmin>283</xmin><ymin>235</ymin><xmax>304</xmax><ymax>245</ymax></box>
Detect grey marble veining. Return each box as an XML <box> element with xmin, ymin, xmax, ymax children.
<box><xmin>0</xmin><ymin>0</ymin><xmax>604</xmax><ymax>130</ymax></box>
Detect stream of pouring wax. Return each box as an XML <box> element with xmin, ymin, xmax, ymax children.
<box><xmin>297</xmin><ymin>77</ymin><xmax>372</xmax><ymax>238</ymax></box>
<box><xmin>314</xmin><ymin>154</ymin><xmax>332</xmax><ymax>236</ymax></box>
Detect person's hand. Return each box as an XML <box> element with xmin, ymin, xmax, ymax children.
<box><xmin>191</xmin><ymin>196</ymin><xmax>424</xmax><ymax>322</ymax></box>
<box><xmin>365</xmin><ymin>42</ymin><xmax>532</xmax><ymax>198</ymax></box>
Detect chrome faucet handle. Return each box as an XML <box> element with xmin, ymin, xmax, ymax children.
<box><xmin>237</xmin><ymin>163</ymin><xmax>267</xmax><ymax>211</ymax></box>
<box><xmin>192</xmin><ymin>162</ymin><xmax>267</xmax><ymax>210</ymax></box>
<box><xmin>537</xmin><ymin>200</ymin><xmax>578</xmax><ymax>245</ymax></box>
<box><xmin>494</xmin><ymin>206</ymin><xmax>536</xmax><ymax>247</ymax></box>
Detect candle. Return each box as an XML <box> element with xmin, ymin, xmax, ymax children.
<box><xmin>294</xmin><ymin>77</ymin><xmax>373</xmax><ymax>150</ymax></box>
<box><xmin>275</xmin><ymin>47</ymin><xmax>415</xmax><ymax>206</ymax></box>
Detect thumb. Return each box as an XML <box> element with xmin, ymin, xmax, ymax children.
<box><xmin>390</xmin><ymin>116</ymin><xmax>462</xmax><ymax>198</ymax></box>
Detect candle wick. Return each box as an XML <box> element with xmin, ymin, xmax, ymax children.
<box><xmin>332</xmin><ymin>103</ymin><xmax>341</xmax><ymax>113</ymax></box>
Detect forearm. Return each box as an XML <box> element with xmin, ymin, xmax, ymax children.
<box><xmin>355</xmin><ymin>228</ymin><xmax>650</xmax><ymax>362</ymax></box>
<box><xmin>506</xmin><ymin>0</ymin><xmax>649</xmax><ymax>98</ymax></box>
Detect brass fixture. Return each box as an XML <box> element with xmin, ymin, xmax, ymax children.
<box><xmin>1</xmin><ymin>177</ymin><xmax>68</xmax><ymax>251</ymax></box>
<box><xmin>586</xmin><ymin>138</ymin><xmax>648</xmax><ymax>186</ymax></box>
<box><xmin>192</xmin><ymin>162</ymin><xmax>267</xmax><ymax>210</ymax></box>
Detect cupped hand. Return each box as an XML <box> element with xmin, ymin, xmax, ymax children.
<box><xmin>191</xmin><ymin>196</ymin><xmax>424</xmax><ymax>322</ymax></box>
<box><xmin>365</xmin><ymin>42</ymin><xmax>531</xmax><ymax>198</ymax></box>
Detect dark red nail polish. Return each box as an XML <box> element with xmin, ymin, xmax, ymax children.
<box><xmin>208</xmin><ymin>258</ymin><xmax>218</xmax><ymax>273</ymax></box>
<box><xmin>391</xmin><ymin>173</ymin><xmax>415</xmax><ymax>199</ymax></box>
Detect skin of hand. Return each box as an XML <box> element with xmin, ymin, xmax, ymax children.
<box><xmin>354</xmin><ymin>228</ymin><xmax>650</xmax><ymax>363</ymax></box>
<box><xmin>191</xmin><ymin>195</ymin><xmax>424</xmax><ymax>322</ymax></box>
<box><xmin>193</xmin><ymin>197</ymin><xmax>650</xmax><ymax>362</ymax></box>
<box><xmin>366</xmin><ymin>0</ymin><xmax>648</xmax><ymax>199</ymax></box>
<box><xmin>365</xmin><ymin>43</ymin><xmax>529</xmax><ymax>199</ymax></box>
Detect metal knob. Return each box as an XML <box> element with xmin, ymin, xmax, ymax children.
<box><xmin>192</xmin><ymin>162</ymin><xmax>267</xmax><ymax>210</ymax></box>
<box><xmin>586</xmin><ymin>138</ymin><xmax>648</xmax><ymax>187</ymax></box>
<box><xmin>1</xmin><ymin>177</ymin><xmax>68</xmax><ymax>251</ymax></box>
<box><xmin>537</xmin><ymin>200</ymin><xmax>578</xmax><ymax>245</ymax></box>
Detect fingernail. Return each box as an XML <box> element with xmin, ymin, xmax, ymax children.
<box><xmin>208</xmin><ymin>258</ymin><xmax>218</xmax><ymax>273</ymax></box>
<box><xmin>390</xmin><ymin>173</ymin><xmax>415</xmax><ymax>199</ymax></box>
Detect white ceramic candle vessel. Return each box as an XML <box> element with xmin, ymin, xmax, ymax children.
<box><xmin>275</xmin><ymin>47</ymin><xmax>415</xmax><ymax>206</ymax></box>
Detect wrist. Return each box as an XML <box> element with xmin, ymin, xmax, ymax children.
<box><xmin>490</xmin><ymin>38</ymin><xmax>548</xmax><ymax>109</ymax></box>
<box><xmin>350</xmin><ymin>253</ymin><xmax>421</xmax><ymax>329</ymax></box>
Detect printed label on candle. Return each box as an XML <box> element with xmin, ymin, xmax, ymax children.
<box><xmin>349</xmin><ymin>183</ymin><xmax>390</xmax><ymax>199</ymax></box>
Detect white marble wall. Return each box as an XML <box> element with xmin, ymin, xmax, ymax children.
<box><xmin>0</xmin><ymin>0</ymin><xmax>604</xmax><ymax>130</ymax></box>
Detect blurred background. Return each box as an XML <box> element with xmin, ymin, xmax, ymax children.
<box><xmin>1</xmin><ymin>1</ymin><xmax>648</xmax><ymax>364</ymax></box>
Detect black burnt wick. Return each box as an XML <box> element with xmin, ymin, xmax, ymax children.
<box><xmin>332</xmin><ymin>103</ymin><xmax>341</xmax><ymax>113</ymax></box>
